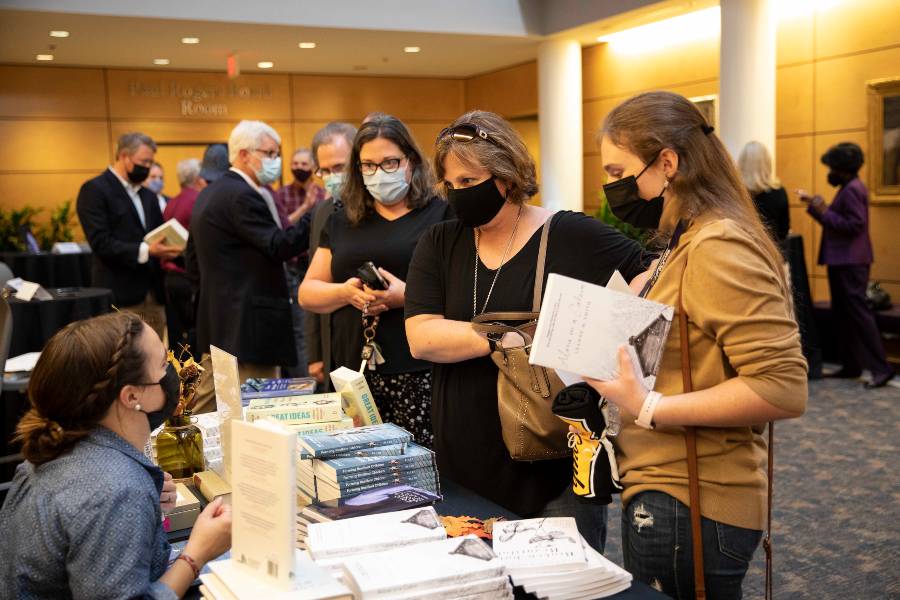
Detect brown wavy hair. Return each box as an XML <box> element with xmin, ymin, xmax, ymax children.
<box><xmin>342</xmin><ymin>114</ymin><xmax>435</xmax><ymax>226</ymax></box>
<box><xmin>433</xmin><ymin>110</ymin><xmax>538</xmax><ymax>205</ymax></box>
<box><xmin>600</xmin><ymin>91</ymin><xmax>787</xmax><ymax>292</ymax></box>
<box><xmin>15</xmin><ymin>312</ymin><xmax>148</xmax><ymax>465</ymax></box>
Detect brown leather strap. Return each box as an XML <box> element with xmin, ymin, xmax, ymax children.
<box><xmin>677</xmin><ymin>278</ymin><xmax>706</xmax><ymax>600</ymax></box>
<box><xmin>532</xmin><ymin>215</ymin><xmax>553</xmax><ymax>311</ymax></box>
<box><xmin>764</xmin><ymin>422</ymin><xmax>774</xmax><ymax>600</ymax></box>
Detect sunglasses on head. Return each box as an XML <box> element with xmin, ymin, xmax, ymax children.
<box><xmin>437</xmin><ymin>123</ymin><xmax>500</xmax><ymax>147</ymax></box>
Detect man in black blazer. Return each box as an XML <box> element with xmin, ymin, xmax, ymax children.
<box><xmin>76</xmin><ymin>132</ymin><xmax>182</xmax><ymax>342</ymax></box>
<box><xmin>188</xmin><ymin>120</ymin><xmax>310</xmax><ymax>411</ymax></box>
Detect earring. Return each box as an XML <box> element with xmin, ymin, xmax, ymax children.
<box><xmin>135</xmin><ymin>404</ymin><xmax>142</xmax><ymax>411</ymax></box>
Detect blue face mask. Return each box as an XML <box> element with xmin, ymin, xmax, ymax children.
<box><xmin>363</xmin><ymin>167</ymin><xmax>409</xmax><ymax>206</ymax></box>
<box><xmin>323</xmin><ymin>172</ymin><xmax>345</xmax><ymax>201</ymax></box>
<box><xmin>256</xmin><ymin>156</ymin><xmax>282</xmax><ymax>186</ymax></box>
<box><xmin>147</xmin><ymin>179</ymin><xmax>164</xmax><ymax>195</ymax></box>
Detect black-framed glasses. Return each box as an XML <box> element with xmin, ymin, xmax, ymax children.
<box><xmin>359</xmin><ymin>157</ymin><xmax>405</xmax><ymax>176</ymax></box>
<box><xmin>437</xmin><ymin>123</ymin><xmax>500</xmax><ymax>147</ymax></box>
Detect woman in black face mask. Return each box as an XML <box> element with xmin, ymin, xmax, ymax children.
<box><xmin>404</xmin><ymin>110</ymin><xmax>646</xmax><ymax>554</ymax></box>
<box><xmin>0</xmin><ymin>312</ymin><xmax>232</xmax><ymax>599</ymax></box>
<box><xmin>799</xmin><ymin>142</ymin><xmax>894</xmax><ymax>388</ymax></box>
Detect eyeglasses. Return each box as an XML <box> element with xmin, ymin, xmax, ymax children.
<box><xmin>253</xmin><ymin>148</ymin><xmax>281</xmax><ymax>160</ymax></box>
<box><xmin>359</xmin><ymin>157</ymin><xmax>405</xmax><ymax>176</ymax></box>
<box><xmin>437</xmin><ymin>123</ymin><xmax>500</xmax><ymax>147</ymax></box>
<box><xmin>315</xmin><ymin>164</ymin><xmax>346</xmax><ymax>178</ymax></box>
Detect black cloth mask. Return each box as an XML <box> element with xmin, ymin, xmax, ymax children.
<box><xmin>447</xmin><ymin>177</ymin><xmax>507</xmax><ymax>228</ymax></box>
<box><xmin>827</xmin><ymin>171</ymin><xmax>850</xmax><ymax>188</ymax></box>
<box><xmin>127</xmin><ymin>163</ymin><xmax>151</xmax><ymax>185</ymax></box>
<box><xmin>292</xmin><ymin>168</ymin><xmax>312</xmax><ymax>183</ymax></box>
<box><xmin>602</xmin><ymin>152</ymin><xmax>667</xmax><ymax>229</ymax></box>
<box><xmin>141</xmin><ymin>363</ymin><xmax>181</xmax><ymax>430</ymax></box>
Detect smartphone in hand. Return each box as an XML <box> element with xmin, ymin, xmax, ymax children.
<box><xmin>357</xmin><ymin>261</ymin><xmax>388</xmax><ymax>290</ymax></box>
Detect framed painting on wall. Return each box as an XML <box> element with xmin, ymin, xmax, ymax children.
<box><xmin>689</xmin><ymin>94</ymin><xmax>718</xmax><ymax>130</ymax></box>
<box><xmin>867</xmin><ymin>78</ymin><xmax>900</xmax><ymax>204</ymax></box>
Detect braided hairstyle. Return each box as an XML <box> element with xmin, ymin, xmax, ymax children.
<box><xmin>15</xmin><ymin>312</ymin><xmax>147</xmax><ymax>465</ymax></box>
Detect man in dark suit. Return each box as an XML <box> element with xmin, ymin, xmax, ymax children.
<box><xmin>802</xmin><ymin>142</ymin><xmax>895</xmax><ymax>388</ymax></box>
<box><xmin>188</xmin><ymin>120</ymin><xmax>310</xmax><ymax>411</ymax></box>
<box><xmin>76</xmin><ymin>132</ymin><xmax>181</xmax><ymax>342</ymax></box>
<box><xmin>305</xmin><ymin>121</ymin><xmax>357</xmax><ymax>390</ymax></box>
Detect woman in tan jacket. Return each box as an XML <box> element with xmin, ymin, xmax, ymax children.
<box><xmin>589</xmin><ymin>91</ymin><xmax>808</xmax><ymax>599</ymax></box>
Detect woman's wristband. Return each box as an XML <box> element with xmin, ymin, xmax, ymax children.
<box><xmin>176</xmin><ymin>553</ymin><xmax>200</xmax><ymax>579</ymax></box>
<box><xmin>635</xmin><ymin>391</ymin><xmax>663</xmax><ymax>430</ymax></box>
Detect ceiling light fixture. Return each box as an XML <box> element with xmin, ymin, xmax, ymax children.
<box><xmin>181</xmin><ymin>37</ymin><xmax>200</xmax><ymax>44</ymax></box>
<box><xmin>298</xmin><ymin>42</ymin><xmax>316</xmax><ymax>49</ymax></box>
<box><xmin>36</xmin><ymin>54</ymin><xmax>54</xmax><ymax>61</ymax></box>
<box><xmin>153</xmin><ymin>58</ymin><xmax>170</xmax><ymax>65</ymax></box>
<box><xmin>257</xmin><ymin>61</ymin><xmax>274</xmax><ymax>69</ymax></box>
<box><xmin>404</xmin><ymin>46</ymin><xmax>421</xmax><ymax>53</ymax></box>
<box><xmin>49</xmin><ymin>30</ymin><xmax>69</xmax><ymax>38</ymax></box>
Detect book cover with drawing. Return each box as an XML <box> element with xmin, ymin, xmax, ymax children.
<box><xmin>329</xmin><ymin>367</ymin><xmax>382</xmax><ymax>426</ymax></box>
<box><xmin>307</xmin><ymin>485</ymin><xmax>441</xmax><ymax>519</ymax></box>
<box><xmin>307</xmin><ymin>442</ymin><xmax>435</xmax><ymax>481</ymax></box>
<box><xmin>231</xmin><ymin>419</ymin><xmax>296</xmax><ymax>589</ymax></box>
<box><xmin>284</xmin><ymin>417</ymin><xmax>354</xmax><ymax>436</ymax></box>
<box><xmin>143</xmin><ymin>218</ymin><xmax>189</xmax><ymax>249</ymax></box>
<box><xmin>529</xmin><ymin>273</ymin><xmax>674</xmax><ymax>389</ymax></box>
<box><xmin>297</xmin><ymin>423</ymin><xmax>412</xmax><ymax>459</ymax></box>
<box><xmin>303</xmin><ymin>466</ymin><xmax>439</xmax><ymax>502</ymax></box>
<box><xmin>341</xmin><ymin>535</ymin><xmax>507</xmax><ymax>598</ymax></box>
<box><xmin>492</xmin><ymin>517</ymin><xmax>587</xmax><ymax>575</ymax></box>
<box><xmin>306</xmin><ymin>506</ymin><xmax>446</xmax><ymax>560</ymax></box>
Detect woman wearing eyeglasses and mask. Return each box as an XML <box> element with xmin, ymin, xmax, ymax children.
<box><xmin>299</xmin><ymin>114</ymin><xmax>451</xmax><ymax>447</ymax></box>
<box><xmin>404</xmin><ymin>110</ymin><xmax>646</xmax><ymax>552</ymax></box>
<box><xmin>0</xmin><ymin>312</ymin><xmax>231</xmax><ymax>599</ymax></box>
<box><xmin>589</xmin><ymin>91</ymin><xmax>807</xmax><ymax>598</ymax></box>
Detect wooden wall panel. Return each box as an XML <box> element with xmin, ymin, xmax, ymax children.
<box><xmin>291</xmin><ymin>75</ymin><xmax>464</xmax><ymax>122</ymax></box>
<box><xmin>582</xmin><ymin>154</ymin><xmax>605</xmax><ymax>213</ymax></box>
<box><xmin>106</xmin><ymin>70</ymin><xmax>292</xmax><ymax>121</ymax></box>
<box><xmin>0</xmin><ymin>172</ymin><xmax>95</xmax><ymax>223</ymax></box>
<box><xmin>775</xmin><ymin>135</ymin><xmax>814</xmax><ymax>198</ymax></box>
<box><xmin>108</xmin><ymin>120</ymin><xmax>239</xmax><ymax>144</ymax></box>
<box><xmin>0</xmin><ymin>121</ymin><xmax>109</xmax><ymax>171</ymax></box>
<box><xmin>815</xmin><ymin>0</ymin><xmax>900</xmax><ymax>58</ymax></box>
<box><xmin>776</xmin><ymin>63</ymin><xmax>814</xmax><ymax>136</ymax></box>
<box><xmin>464</xmin><ymin>62</ymin><xmax>538</xmax><ymax>118</ymax></box>
<box><xmin>776</xmin><ymin>11</ymin><xmax>814</xmax><ymax>67</ymax></box>
<box><xmin>0</xmin><ymin>66</ymin><xmax>107</xmax><ymax>118</ymax></box>
<box><xmin>291</xmin><ymin>122</ymin><xmax>332</xmax><ymax>156</ymax></box>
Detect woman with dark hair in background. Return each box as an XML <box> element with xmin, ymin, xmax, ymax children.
<box><xmin>299</xmin><ymin>114</ymin><xmax>451</xmax><ymax>446</ymax></box>
<box><xmin>593</xmin><ymin>91</ymin><xmax>807</xmax><ymax>598</ymax></box>
<box><xmin>0</xmin><ymin>312</ymin><xmax>231</xmax><ymax>599</ymax></box>
<box><xmin>738</xmin><ymin>140</ymin><xmax>790</xmax><ymax>241</ymax></box>
<box><xmin>800</xmin><ymin>142</ymin><xmax>895</xmax><ymax>388</ymax></box>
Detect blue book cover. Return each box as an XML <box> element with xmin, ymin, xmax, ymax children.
<box><xmin>241</xmin><ymin>377</ymin><xmax>317</xmax><ymax>400</ymax></box>
<box><xmin>314</xmin><ymin>443</ymin><xmax>435</xmax><ymax>480</ymax></box>
<box><xmin>312</xmin><ymin>467</ymin><xmax>439</xmax><ymax>500</ymax></box>
<box><xmin>297</xmin><ymin>423</ymin><xmax>412</xmax><ymax>459</ymax></box>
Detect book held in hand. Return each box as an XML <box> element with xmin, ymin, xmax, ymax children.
<box><xmin>143</xmin><ymin>218</ymin><xmax>189</xmax><ymax>250</ymax></box>
<box><xmin>530</xmin><ymin>272</ymin><xmax>674</xmax><ymax>389</ymax></box>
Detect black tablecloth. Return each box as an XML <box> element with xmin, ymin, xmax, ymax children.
<box><xmin>7</xmin><ymin>287</ymin><xmax>113</xmax><ymax>356</ymax></box>
<box><xmin>0</xmin><ymin>251</ymin><xmax>92</xmax><ymax>289</ymax></box>
<box><xmin>783</xmin><ymin>234</ymin><xmax>823</xmax><ymax>378</ymax></box>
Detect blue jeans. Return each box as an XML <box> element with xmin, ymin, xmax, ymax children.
<box><xmin>535</xmin><ymin>486</ymin><xmax>608</xmax><ymax>554</ymax></box>
<box><xmin>622</xmin><ymin>491</ymin><xmax>762</xmax><ymax>600</ymax></box>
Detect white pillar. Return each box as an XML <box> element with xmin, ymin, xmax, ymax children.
<box><xmin>538</xmin><ymin>39</ymin><xmax>583</xmax><ymax>212</ymax></box>
<box><xmin>719</xmin><ymin>0</ymin><xmax>776</xmax><ymax>161</ymax></box>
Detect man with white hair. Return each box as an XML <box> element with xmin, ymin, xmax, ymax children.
<box><xmin>188</xmin><ymin>120</ymin><xmax>311</xmax><ymax>409</ymax></box>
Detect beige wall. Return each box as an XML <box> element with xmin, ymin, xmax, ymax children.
<box><xmin>0</xmin><ymin>65</ymin><xmax>465</xmax><ymax>238</ymax></box>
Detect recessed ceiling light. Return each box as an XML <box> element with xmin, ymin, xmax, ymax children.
<box><xmin>153</xmin><ymin>58</ymin><xmax>170</xmax><ymax>65</ymax></box>
<box><xmin>36</xmin><ymin>54</ymin><xmax>54</xmax><ymax>61</ymax></box>
<box><xmin>257</xmin><ymin>61</ymin><xmax>274</xmax><ymax>69</ymax></box>
<box><xmin>49</xmin><ymin>30</ymin><xmax>69</xmax><ymax>38</ymax></box>
<box><xmin>181</xmin><ymin>37</ymin><xmax>200</xmax><ymax>44</ymax></box>
<box><xmin>404</xmin><ymin>46</ymin><xmax>421</xmax><ymax>53</ymax></box>
<box><xmin>298</xmin><ymin>42</ymin><xmax>316</xmax><ymax>49</ymax></box>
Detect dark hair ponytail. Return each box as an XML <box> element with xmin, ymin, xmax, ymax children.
<box><xmin>16</xmin><ymin>312</ymin><xmax>147</xmax><ymax>465</ymax></box>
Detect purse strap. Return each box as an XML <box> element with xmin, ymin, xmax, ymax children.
<box><xmin>678</xmin><ymin>262</ymin><xmax>775</xmax><ymax>600</ymax></box>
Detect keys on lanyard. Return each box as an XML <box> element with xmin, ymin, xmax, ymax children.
<box><xmin>359</xmin><ymin>302</ymin><xmax>385</xmax><ymax>373</ymax></box>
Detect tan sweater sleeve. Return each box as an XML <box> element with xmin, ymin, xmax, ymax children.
<box><xmin>683</xmin><ymin>222</ymin><xmax>808</xmax><ymax>414</ymax></box>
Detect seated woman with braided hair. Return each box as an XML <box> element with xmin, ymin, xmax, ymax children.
<box><xmin>0</xmin><ymin>312</ymin><xmax>231</xmax><ymax>599</ymax></box>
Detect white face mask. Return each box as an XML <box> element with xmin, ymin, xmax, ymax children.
<box><xmin>363</xmin><ymin>167</ymin><xmax>409</xmax><ymax>206</ymax></box>
<box><xmin>255</xmin><ymin>156</ymin><xmax>282</xmax><ymax>186</ymax></box>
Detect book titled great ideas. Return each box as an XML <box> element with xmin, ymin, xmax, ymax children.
<box><xmin>529</xmin><ymin>272</ymin><xmax>674</xmax><ymax>390</ymax></box>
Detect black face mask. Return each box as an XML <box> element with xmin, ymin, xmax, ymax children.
<box><xmin>127</xmin><ymin>163</ymin><xmax>151</xmax><ymax>185</ymax></box>
<box><xmin>140</xmin><ymin>363</ymin><xmax>181</xmax><ymax>430</ymax></box>
<box><xmin>602</xmin><ymin>152</ymin><xmax>667</xmax><ymax>229</ymax></box>
<box><xmin>447</xmin><ymin>177</ymin><xmax>506</xmax><ymax>228</ymax></box>
<box><xmin>827</xmin><ymin>171</ymin><xmax>849</xmax><ymax>187</ymax></box>
<box><xmin>292</xmin><ymin>168</ymin><xmax>312</xmax><ymax>183</ymax></box>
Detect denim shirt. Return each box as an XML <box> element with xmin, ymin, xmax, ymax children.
<box><xmin>0</xmin><ymin>427</ymin><xmax>177</xmax><ymax>600</ymax></box>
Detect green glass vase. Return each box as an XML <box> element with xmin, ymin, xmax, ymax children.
<box><xmin>155</xmin><ymin>412</ymin><xmax>204</xmax><ymax>480</ymax></box>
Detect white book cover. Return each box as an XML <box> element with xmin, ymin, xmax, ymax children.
<box><xmin>231</xmin><ymin>419</ymin><xmax>296</xmax><ymax>589</ymax></box>
<box><xmin>143</xmin><ymin>217</ymin><xmax>189</xmax><ymax>249</ymax></box>
<box><xmin>306</xmin><ymin>506</ymin><xmax>445</xmax><ymax>560</ymax></box>
<box><xmin>209</xmin><ymin>551</ymin><xmax>351</xmax><ymax>600</ymax></box>
<box><xmin>342</xmin><ymin>535</ymin><xmax>506</xmax><ymax>598</ymax></box>
<box><xmin>210</xmin><ymin>346</ymin><xmax>242</xmax><ymax>484</ymax></box>
<box><xmin>492</xmin><ymin>517</ymin><xmax>587</xmax><ymax>575</ymax></box>
<box><xmin>529</xmin><ymin>273</ymin><xmax>674</xmax><ymax>389</ymax></box>
<box><xmin>388</xmin><ymin>575</ymin><xmax>511</xmax><ymax>600</ymax></box>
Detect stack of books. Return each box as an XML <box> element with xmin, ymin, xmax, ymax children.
<box><xmin>243</xmin><ymin>377</ymin><xmax>356</xmax><ymax>435</ymax></box>
<box><xmin>492</xmin><ymin>517</ymin><xmax>633</xmax><ymax>599</ymax></box>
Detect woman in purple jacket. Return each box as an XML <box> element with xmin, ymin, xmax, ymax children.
<box><xmin>800</xmin><ymin>142</ymin><xmax>895</xmax><ymax>388</ymax></box>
